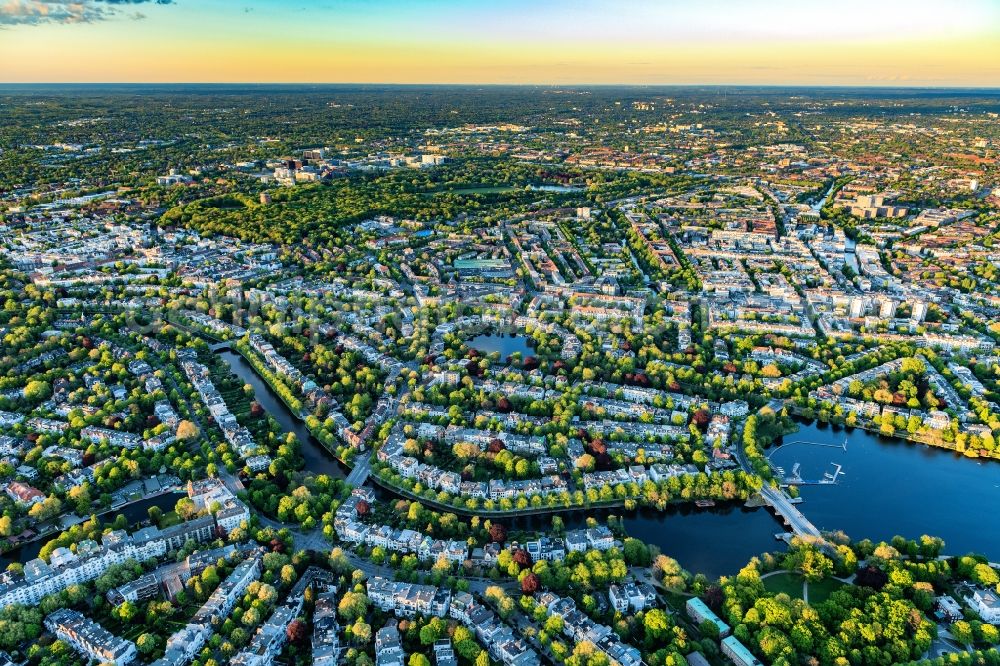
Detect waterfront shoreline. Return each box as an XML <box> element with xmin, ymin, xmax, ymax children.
<box><xmin>787</xmin><ymin>404</ymin><xmax>1000</xmax><ymax>463</ymax></box>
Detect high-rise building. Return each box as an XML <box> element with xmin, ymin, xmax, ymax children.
<box><xmin>879</xmin><ymin>298</ymin><xmax>897</xmax><ymax>319</ymax></box>
<box><xmin>849</xmin><ymin>297</ymin><xmax>865</xmax><ymax>319</ymax></box>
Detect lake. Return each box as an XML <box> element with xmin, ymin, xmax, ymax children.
<box><xmin>506</xmin><ymin>503</ymin><xmax>785</xmax><ymax>580</ymax></box>
<box><xmin>468</xmin><ymin>334</ymin><xmax>536</xmax><ymax>358</ymax></box>
<box><xmin>213</xmin><ymin>347</ymin><xmax>1000</xmax><ymax>570</ymax></box>
<box><xmin>222</xmin><ymin>347</ymin><xmax>784</xmax><ymax>577</ymax></box>
<box><xmin>369</xmin><ymin>480</ymin><xmax>785</xmax><ymax>580</ymax></box>
<box><xmin>770</xmin><ymin>419</ymin><xmax>1000</xmax><ymax>558</ymax></box>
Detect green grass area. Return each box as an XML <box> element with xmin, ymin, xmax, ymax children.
<box><xmin>159</xmin><ymin>510</ymin><xmax>182</xmax><ymax>528</ymax></box>
<box><xmin>763</xmin><ymin>572</ymin><xmax>847</xmax><ymax>603</ymax></box>
<box><xmin>122</xmin><ymin>625</ymin><xmax>146</xmax><ymax>641</ymax></box>
<box><xmin>763</xmin><ymin>571</ymin><xmax>805</xmax><ymax>598</ymax></box>
<box><xmin>661</xmin><ymin>590</ymin><xmax>692</xmax><ymax>612</ymax></box>
<box><xmin>807</xmin><ymin>577</ymin><xmax>847</xmax><ymax>604</ymax></box>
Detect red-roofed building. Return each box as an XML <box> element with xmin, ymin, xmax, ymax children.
<box><xmin>6</xmin><ymin>481</ymin><xmax>45</xmax><ymax>506</ymax></box>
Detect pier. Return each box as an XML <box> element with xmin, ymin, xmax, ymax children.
<box><xmin>768</xmin><ymin>438</ymin><xmax>847</xmax><ymax>487</ymax></box>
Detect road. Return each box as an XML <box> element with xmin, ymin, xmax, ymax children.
<box><xmin>759</xmin><ymin>485</ymin><xmax>822</xmax><ymax>539</ymax></box>
<box><xmin>247</xmin><ymin>493</ymin><xmax>525</xmax><ymax>592</ymax></box>
<box><xmin>927</xmin><ymin>629</ymin><xmax>966</xmax><ymax>659</ymax></box>
<box><xmin>345</xmin><ymin>455</ymin><xmax>373</xmax><ymax>487</ymax></box>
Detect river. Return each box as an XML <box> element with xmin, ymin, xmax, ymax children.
<box><xmin>1</xmin><ymin>346</ymin><xmax>349</xmax><ymax>567</ymax></box>
<box><xmin>219</xmin><ymin>347</ymin><xmax>1000</xmax><ymax>572</ymax></box>
<box><xmin>3</xmin><ymin>349</ymin><xmax>788</xmax><ymax>577</ymax></box>
<box><xmin>811</xmin><ymin>180</ymin><xmax>837</xmax><ymax>212</ymax></box>
<box><xmin>21</xmin><ymin>351</ymin><xmax>992</xmax><ymax>578</ymax></box>
<box><xmin>770</xmin><ymin>419</ymin><xmax>1000</xmax><ymax>559</ymax></box>
<box><xmin>1</xmin><ymin>491</ymin><xmax>186</xmax><ymax>566</ymax></box>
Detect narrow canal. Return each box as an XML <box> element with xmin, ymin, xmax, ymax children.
<box><xmin>218</xmin><ymin>348</ymin><xmax>788</xmax><ymax>576</ymax></box>
<box><xmin>21</xmin><ymin>351</ymin><xmax>993</xmax><ymax>577</ymax></box>
<box><xmin>215</xmin><ymin>348</ymin><xmax>349</xmax><ymax>480</ymax></box>
<box><xmin>218</xmin><ymin>348</ymin><xmax>788</xmax><ymax>577</ymax></box>
<box><xmin>1</xmin><ymin>491</ymin><xmax>186</xmax><ymax>566</ymax></box>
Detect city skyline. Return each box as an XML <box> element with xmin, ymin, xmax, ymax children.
<box><xmin>2</xmin><ymin>0</ymin><xmax>1000</xmax><ymax>85</ymax></box>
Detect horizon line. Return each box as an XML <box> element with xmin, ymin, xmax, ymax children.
<box><xmin>3</xmin><ymin>81</ymin><xmax>1000</xmax><ymax>90</ymax></box>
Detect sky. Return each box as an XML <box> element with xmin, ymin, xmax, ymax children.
<box><xmin>2</xmin><ymin>0</ymin><xmax>1000</xmax><ymax>85</ymax></box>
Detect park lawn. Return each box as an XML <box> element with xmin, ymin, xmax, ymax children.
<box><xmin>807</xmin><ymin>577</ymin><xmax>847</xmax><ymax>604</ymax></box>
<box><xmin>763</xmin><ymin>572</ymin><xmax>848</xmax><ymax>604</ymax></box>
<box><xmin>763</xmin><ymin>572</ymin><xmax>805</xmax><ymax>599</ymax></box>
<box><xmin>122</xmin><ymin>625</ymin><xmax>147</xmax><ymax>641</ymax></box>
<box><xmin>159</xmin><ymin>510</ymin><xmax>182</xmax><ymax>528</ymax></box>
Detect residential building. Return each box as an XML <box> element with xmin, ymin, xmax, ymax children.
<box><xmin>686</xmin><ymin>597</ymin><xmax>731</xmax><ymax>638</ymax></box>
<box><xmin>312</xmin><ymin>591</ymin><xmax>342</xmax><ymax>666</ymax></box>
<box><xmin>376</xmin><ymin>622</ymin><xmax>406</xmax><ymax>666</ymax></box>
<box><xmin>149</xmin><ymin>551</ymin><xmax>263</xmax><ymax>666</ymax></box>
<box><xmin>721</xmin><ymin>635</ymin><xmax>764</xmax><ymax>666</ymax></box>
<box><xmin>969</xmin><ymin>587</ymin><xmax>1000</xmax><ymax>624</ymax></box>
<box><xmin>45</xmin><ymin>609</ymin><xmax>137</xmax><ymax>666</ymax></box>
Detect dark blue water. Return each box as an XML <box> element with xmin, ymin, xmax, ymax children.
<box><xmin>622</xmin><ymin>504</ymin><xmax>783</xmax><ymax>577</ymax></box>
<box><xmin>487</xmin><ymin>503</ymin><xmax>784</xmax><ymax>580</ymax></box>
<box><xmin>469</xmin><ymin>334</ymin><xmax>535</xmax><ymax>358</ymax></box>
<box><xmin>221</xmin><ymin>347</ymin><xmax>1000</xmax><ymax>571</ymax></box>
<box><xmin>770</xmin><ymin>420</ymin><xmax>1000</xmax><ymax>558</ymax></box>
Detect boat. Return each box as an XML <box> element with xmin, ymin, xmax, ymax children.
<box><xmin>694</xmin><ymin>499</ymin><xmax>716</xmax><ymax>508</ymax></box>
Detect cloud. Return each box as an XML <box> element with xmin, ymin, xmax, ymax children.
<box><xmin>0</xmin><ymin>0</ymin><xmax>172</xmax><ymax>26</ymax></box>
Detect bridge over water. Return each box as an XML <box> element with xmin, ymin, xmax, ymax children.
<box><xmin>735</xmin><ymin>432</ymin><xmax>832</xmax><ymax>546</ymax></box>
<box><xmin>759</xmin><ymin>485</ymin><xmax>823</xmax><ymax>540</ymax></box>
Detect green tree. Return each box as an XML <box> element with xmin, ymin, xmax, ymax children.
<box><xmin>699</xmin><ymin>619</ymin><xmax>720</xmax><ymax>641</ymax></box>
<box><xmin>420</xmin><ymin>617</ymin><xmax>446</xmax><ymax>645</ymax></box>
<box><xmin>23</xmin><ymin>380</ymin><xmax>50</xmax><ymax>401</ymax></box>
<box><xmin>136</xmin><ymin>633</ymin><xmax>159</xmax><ymax>655</ymax></box>
<box><xmin>338</xmin><ymin>592</ymin><xmax>370</xmax><ymax>622</ymax></box>
<box><xmin>351</xmin><ymin>620</ymin><xmax>372</xmax><ymax>645</ymax></box>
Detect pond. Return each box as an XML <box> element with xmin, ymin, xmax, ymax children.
<box><xmin>513</xmin><ymin>503</ymin><xmax>785</xmax><ymax>580</ymax></box>
<box><xmin>619</xmin><ymin>503</ymin><xmax>783</xmax><ymax>578</ymax></box>
<box><xmin>421</xmin><ymin>186</ymin><xmax>517</xmax><ymax>196</ymax></box>
<box><xmin>130</xmin><ymin>344</ymin><xmax>1000</xmax><ymax>573</ymax></box>
<box><xmin>468</xmin><ymin>334</ymin><xmax>536</xmax><ymax>359</ymax></box>
<box><xmin>369</xmin><ymin>483</ymin><xmax>785</xmax><ymax>580</ymax></box>
<box><xmin>769</xmin><ymin>419</ymin><xmax>1000</xmax><ymax>558</ymax></box>
<box><xmin>528</xmin><ymin>184</ymin><xmax>584</xmax><ymax>193</ymax></box>
<box><xmin>423</xmin><ymin>184</ymin><xmax>583</xmax><ymax>196</ymax></box>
